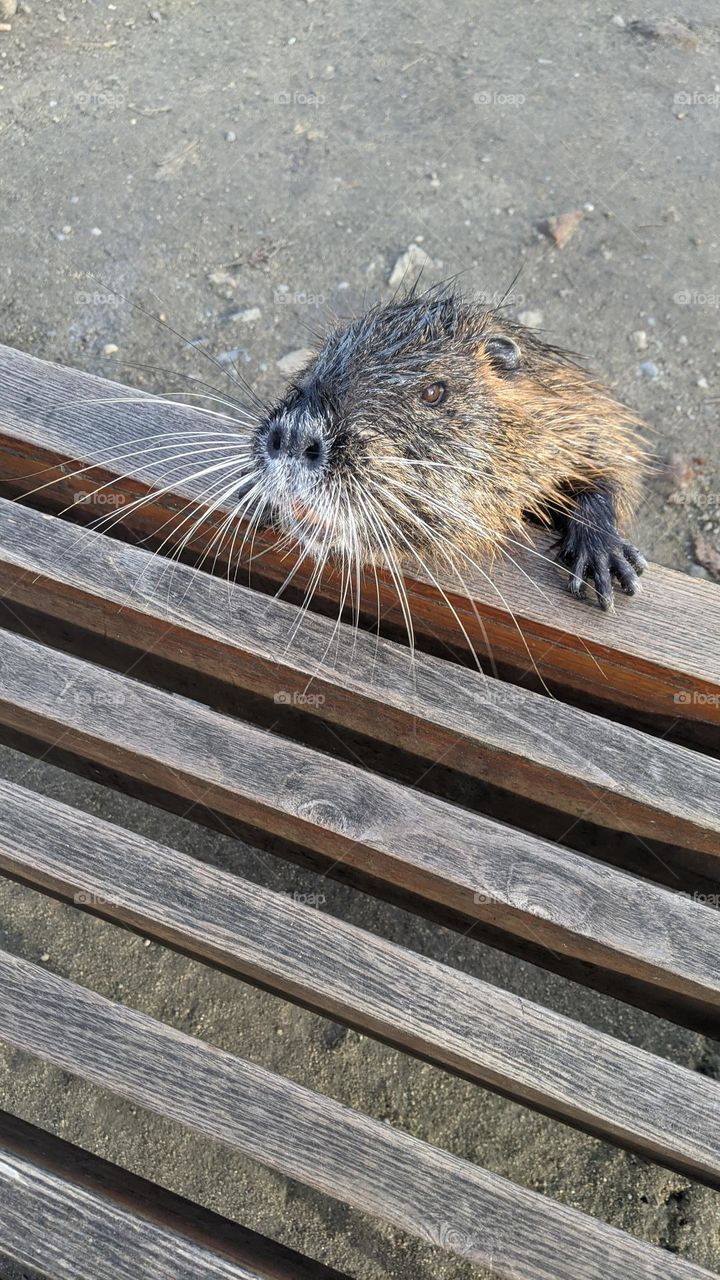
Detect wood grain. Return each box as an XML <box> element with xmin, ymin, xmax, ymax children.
<box><xmin>0</xmin><ymin>1111</ymin><xmax>346</xmax><ymax>1280</ymax></box>
<box><xmin>0</xmin><ymin>498</ymin><xmax>717</xmax><ymax>856</ymax></box>
<box><xmin>0</xmin><ymin>951</ymin><xmax>716</xmax><ymax>1280</ymax></box>
<box><xmin>0</xmin><ymin>627</ymin><xmax>718</xmax><ymax>1029</ymax></box>
<box><xmin>0</xmin><ymin>342</ymin><xmax>717</xmax><ymax>728</ymax></box>
<box><xmin>1</xmin><ymin>776</ymin><xmax>719</xmax><ymax>1186</ymax></box>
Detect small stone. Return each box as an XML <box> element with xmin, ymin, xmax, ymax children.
<box><xmin>518</xmin><ymin>309</ymin><xmax>544</xmax><ymax>329</ymax></box>
<box><xmin>0</xmin><ymin>0</ymin><xmax>16</xmax><ymax>16</ymax></box>
<box><xmin>277</xmin><ymin>347</ymin><xmax>314</xmax><ymax>377</ymax></box>
<box><xmin>149</xmin><ymin>9</ymin><xmax>161</xmax><ymax>20</ymax></box>
<box><xmin>40</xmin><ymin>952</ymin><xmax>50</xmax><ymax>962</ymax></box>
<box><xmin>90</xmin><ymin>226</ymin><xmax>102</xmax><ymax>237</ymax></box>
<box><xmin>639</xmin><ymin>360</ymin><xmax>660</xmax><ymax>380</ymax></box>
<box><xmin>323</xmin><ymin>1021</ymin><xmax>348</xmax><ymax>1050</ymax></box>
<box><xmin>693</xmin><ymin>534</ymin><xmax>720</xmax><ymax>580</ymax></box>
<box><xmin>610</xmin><ymin>14</ymin><xmax>625</xmax><ymax>27</ymax></box>
<box><xmin>224</xmin><ymin>129</ymin><xmax>236</xmax><ymax>142</ymax></box>
<box><xmin>102</xmin><ymin>343</ymin><xmax>119</xmax><ymax>356</ymax></box>
<box><xmin>388</xmin><ymin>242</ymin><xmax>433</xmax><ymax>289</ymax></box>
<box><xmin>697</xmin><ymin>376</ymin><xmax>709</xmax><ymax>390</ymax></box>
<box><xmin>666</xmin><ymin>451</ymin><xmax>694</xmax><ymax>491</ymax></box>
<box><xmin>542</xmin><ymin>209</ymin><xmax>584</xmax><ymax>249</ymax></box>
<box><xmin>631</xmin><ymin>330</ymin><xmax>648</xmax><ymax>351</ymax></box>
<box><xmin>233</xmin><ymin>305</ymin><xmax>261</xmax><ymax>324</ymax></box>
<box><xmin>17</xmin><ymin>0</ymin><xmax>30</xmax><ymax>12</ymax></box>
<box><xmin>217</xmin><ymin>347</ymin><xmax>245</xmax><ymax>365</ymax></box>
<box><xmin>689</xmin><ymin>564</ymin><xmax>710</xmax><ymax>579</ymax></box>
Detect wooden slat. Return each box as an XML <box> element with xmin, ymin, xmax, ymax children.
<box><xmin>0</xmin><ymin>1112</ymin><xmax>345</xmax><ymax>1280</ymax></box>
<box><xmin>0</xmin><ymin>500</ymin><xmax>718</xmax><ymax>858</ymax></box>
<box><xmin>1</xmin><ymin>778</ymin><xmax>719</xmax><ymax>1186</ymax></box>
<box><xmin>0</xmin><ymin>343</ymin><xmax>717</xmax><ymax>729</ymax></box>
<box><xmin>0</xmin><ymin>628</ymin><xmax>718</xmax><ymax>1030</ymax></box>
<box><xmin>0</xmin><ymin>951</ymin><xmax>715</xmax><ymax>1280</ymax></box>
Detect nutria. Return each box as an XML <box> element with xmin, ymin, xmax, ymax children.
<box><xmin>247</xmin><ymin>288</ymin><xmax>647</xmax><ymax>610</ymax></box>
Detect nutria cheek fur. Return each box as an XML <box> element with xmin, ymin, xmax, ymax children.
<box><xmin>249</xmin><ymin>288</ymin><xmax>648</xmax><ymax>611</ymax></box>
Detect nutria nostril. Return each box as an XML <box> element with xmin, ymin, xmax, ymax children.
<box><xmin>303</xmin><ymin>437</ymin><xmax>322</xmax><ymax>464</ymax></box>
<box><xmin>267</xmin><ymin>426</ymin><xmax>284</xmax><ymax>456</ymax></box>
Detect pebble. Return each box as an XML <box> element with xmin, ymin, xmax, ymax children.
<box><xmin>232</xmin><ymin>305</ymin><xmax>261</xmax><ymax>325</ymax></box>
<box><xmin>631</xmin><ymin>329</ymin><xmax>648</xmax><ymax>351</ymax></box>
<box><xmin>689</xmin><ymin>564</ymin><xmax>711</xmax><ymax>579</ymax></box>
<box><xmin>217</xmin><ymin>347</ymin><xmax>246</xmax><ymax>365</ymax></box>
<box><xmin>277</xmin><ymin>347</ymin><xmax>314</xmax><ymax>377</ymax></box>
<box><xmin>639</xmin><ymin>360</ymin><xmax>660</xmax><ymax>380</ymax></box>
<box><xmin>518</xmin><ymin>309</ymin><xmax>543</xmax><ymax>329</ymax></box>
<box><xmin>323</xmin><ymin>1022</ymin><xmax>348</xmax><ymax>1050</ymax></box>
<box><xmin>40</xmin><ymin>952</ymin><xmax>50</xmax><ymax>962</ymax></box>
<box><xmin>90</xmin><ymin>226</ymin><xmax>102</xmax><ymax>237</ymax></box>
<box><xmin>388</xmin><ymin>242</ymin><xmax>433</xmax><ymax>289</ymax></box>
<box><xmin>224</xmin><ymin>130</ymin><xmax>236</xmax><ymax>142</ymax></box>
<box><xmin>610</xmin><ymin>14</ymin><xmax>625</xmax><ymax>27</ymax></box>
<box><xmin>697</xmin><ymin>376</ymin><xmax>709</xmax><ymax>390</ymax></box>
<box><xmin>0</xmin><ymin>0</ymin><xmax>16</xmax><ymax>17</ymax></box>
<box><xmin>102</xmin><ymin>343</ymin><xmax>119</xmax><ymax>356</ymax></box>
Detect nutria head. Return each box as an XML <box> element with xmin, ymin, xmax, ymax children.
<box><xmin>249</xmin><ymin>289</ymin><xmax>527</xmax><ymax>576</ymax></box>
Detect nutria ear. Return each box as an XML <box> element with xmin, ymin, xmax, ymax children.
<box><xmin>484</xmin><ymin>335</ymin><xmax>521</xmax><ymax>374</ymax></box>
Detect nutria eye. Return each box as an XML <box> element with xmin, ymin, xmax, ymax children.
<box><xmin>420</xmin><ymin>382</ymin><xmax>446</xmax><ymax>405</ymax></box>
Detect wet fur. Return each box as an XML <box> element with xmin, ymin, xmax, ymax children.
<box><xmin>251</xmin><ymin>287</ymin><xmax>647</xmax><ymax>609</ymax></box>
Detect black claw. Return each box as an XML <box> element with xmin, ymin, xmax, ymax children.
<box><xmin>590</xmin><ymin>559</ymin><xmax>613</xmax><ymax>610</ymax></box>
<box><xmin>622</xmin><ymin>542</ymin><xmax>647</xmax><ymax>575</ymax></box>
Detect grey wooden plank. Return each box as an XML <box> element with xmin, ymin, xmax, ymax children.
<box><xmin>0</xmin><ymin>951</ymin><xmax>715</xmax><ymax>1280</ymax></box>
<box><xmin>0</xmin><ymin>628</ymin><xmax>718</xmax><ymax>1028</ymax></box>
<box><xmin>0</xmin><ymin>498</ymin><xmax>717</xmax><ymax>856</ymax></box>
<box><xmin>0</xmin><ymin>776</ymin><xmax>718</xmax><ymax>1185</ymax></box>
<box><xmin>0</xmin><ymin>1112</ymin><xmax>345</xmax><ymax>1280</ymax></box>
<box><xmin>0</xmin><ymin>342</ymin><xmax>717</xmax><ymax>727</ymax></box>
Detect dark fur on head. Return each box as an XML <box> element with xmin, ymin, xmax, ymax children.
<box><xmin>248</xmin><ymin>285</ymin><xmax>646</xmax><ymax>606</ymax></box>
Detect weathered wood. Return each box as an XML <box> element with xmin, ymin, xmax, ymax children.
<box><xmin>0</xmin><ymin>628</ymin><xmax>718</xmax><ymax>1029</ymax></box>
<box><xmin>1</xmin><ymin>777</ymin><xmax>719</xmax><ymax>1186</ymax></box>
<box><xmin>0</xmin><ymin>951</ymin><xmax>715</xmax><ymax>1280</ymax></box>
<box><xmin>0</xmin><ymin>1112</ymin><xmax>346</xmax><ymax>1280</ymax></box>
<box><xmin>0</xmin><ymin>498</ymin><xmax>717</xmax><ymax>857</ymax></box>
<box><xmin>0</xmin><ymin>342</ymin><xmax>717</xmax><ymax>729</ymax></box>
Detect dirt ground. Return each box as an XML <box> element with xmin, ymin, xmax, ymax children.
<box><xmin>0</xmin><ymin>1</ymin><xmax>719</xmax><ymax>1277</ymax></box>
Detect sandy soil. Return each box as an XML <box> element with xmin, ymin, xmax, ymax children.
<box><xmin>0</xmin><ymin>1</ymin><xmax>719</xmax><ymax>1276</ymax></box>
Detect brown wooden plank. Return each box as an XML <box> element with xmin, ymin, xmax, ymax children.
<box><xmin>0</xmin><ymin>1112</ymin><xmax>345</xmax><ymax>1280</ymax></box>
<box><xmin>0</xmin><ymin>498</ymin><xmax>717</xmax><ymax>857</ymax></box>
<box><xmin>0</xmin><ymin>628</ymin><xmax>718</xmax><ymax>1030</ymax></box>
<box><xmin>0</xmin><ymin>342</ymin><xmax>717</xmax><ymax>729</ymax></box>
<box><xmin>0</xmin><ymin>951</ymin><xmax>715</xmax><ymax>1280</ymax></box>
<box><xmin>2</xmin><ymin>781</ymin><xmax>719</xmax><ymax>1186</ymax></box>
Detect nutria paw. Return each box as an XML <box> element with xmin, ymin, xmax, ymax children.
<box><xmin>552</xmin><ymin>484</ymin><xmax>646</xmax><ymax>609</ymax></box>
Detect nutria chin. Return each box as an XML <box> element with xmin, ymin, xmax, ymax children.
<box><xmin>247</xmin><ymin>288</ymin><xmax>647</xmax><ymax>610</ymax></box>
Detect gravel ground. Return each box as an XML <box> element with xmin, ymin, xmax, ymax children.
<box><xmin>0</xmin><ymin>1</ymin><xmax>719</xmax><ymax>1277</ymax></box>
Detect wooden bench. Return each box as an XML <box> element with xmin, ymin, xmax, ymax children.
<box><xmin>0</xmin><ymin>340</ymin><xmax>718</xmax><ymax>1279</ymax></box>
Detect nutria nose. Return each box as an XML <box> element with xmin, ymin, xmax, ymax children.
<box><xmin>265</xmin><ymin>419</ymin><xmax>324</xmax><ymax>468</ymax></box>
